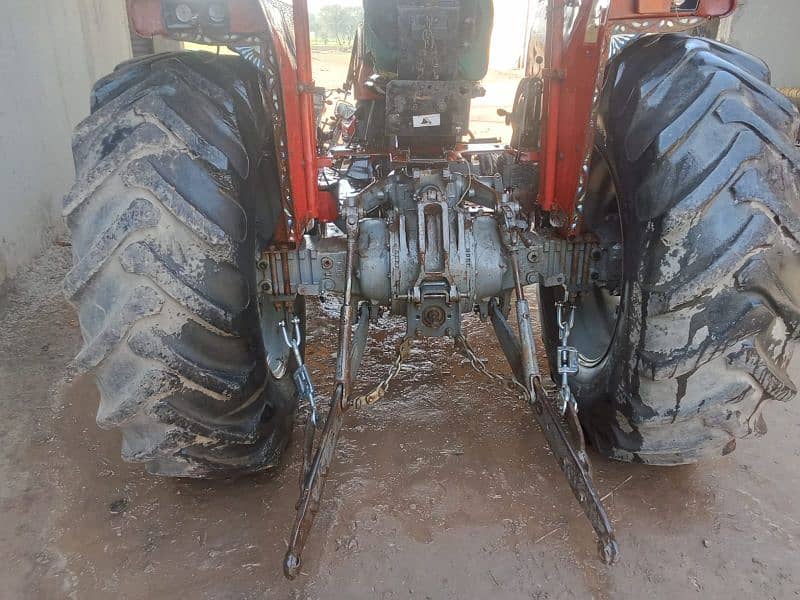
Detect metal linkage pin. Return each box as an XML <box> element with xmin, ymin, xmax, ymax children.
<box><xmin>279</xmin><ymin>317</ymin><xmax>319</xmax><ymax>427</ymax></box>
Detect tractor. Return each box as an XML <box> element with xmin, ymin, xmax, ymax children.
<box><xmin>64</xmin><ymin>0</ymin><xmax>800</xmax><ymax>578</ymax></box>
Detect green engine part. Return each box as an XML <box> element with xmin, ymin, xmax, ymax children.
<box><xmin>363</xmin><ymin>0</ymin><xmax>494</xmax><ymax>81</ymax></box>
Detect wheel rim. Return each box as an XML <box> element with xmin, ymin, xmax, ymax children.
<box><xmin>572</xmin><ymin>287</ymin><xmax>621</xmax><ymax>366</ymax></box>
<box><xmin>568</xmin><ymin>149</ymin><xmax>624</xmax><ymax>369</ymax></box>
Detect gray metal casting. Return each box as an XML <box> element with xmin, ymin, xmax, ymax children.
<box><xmin>258</xmin><ymin>168</ymin><xmax>621</xmax><ymax>332</ymax></box>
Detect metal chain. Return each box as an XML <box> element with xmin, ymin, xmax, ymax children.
<box><xmin>280</xmin><ymin>318</ymin><xmax>319</xmax><ymax>426</ymax></box>
<box><xmin>417</xmin><ymin>16</ymin><xmax>431</xmax><ymax>80</ymax></box>
<box><xmin>346</xmin><ymin>332</ymin><xmax>533</xmax><ymax>412</ymax></box>
<box><xmin>348</xmin><ymin>337</ymin><xmax>413</xmax><ymax>411</ymax></box>
<box><xmin>556</xmin><ymin>289</ymin><xmax>579</xmax><ymax>415</ymax></box>
<box><xmin>417</xmin><ymin>15</ymin><xmax>440</xmax><ymax>81</ymax></box>
<box><xmin>429</xmin><ymin>15</ymin><xmax>440</xmax><ymax>81</ymax></box>
<box><xmin>454</xmin><ymin>334</ymin><xmax>532</xmax><ymax>404</ymax></box>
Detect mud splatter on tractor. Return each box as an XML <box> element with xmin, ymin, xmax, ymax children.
<box><xmin>64</xmin><ymin>0</ymin><xmax>800</xmax><ymax>578</ymax></box>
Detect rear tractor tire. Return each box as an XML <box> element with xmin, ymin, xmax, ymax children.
<box><xmin>64</xmin><ymin>52</ymin><xmax>302</xmax><ymax>478</ymax></box>
<box><xmin>542</xmin><ymin>35</ymin><xmax>800</xmax><ymax>465</ymax></box>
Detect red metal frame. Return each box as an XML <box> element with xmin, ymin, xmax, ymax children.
<box><xmin>128</xmin><ymin>0</ymin><xmax>268</xmax><ymax>36</ymax></box>
<box><xmin>609</xmin><ymin>0</ymin><xmax>735</xmax><ymax>19</ymax></box>
<box><xmin>284</xmin><ymin>0</ymin><xmax>736</xmax><ymax>237</ymax></box>
<box><xmin>258</xmin><ymin>1</ymin><xmax>337</xmax><ymax>240</ymax></box>
<box><xmin>128</xmin><ymin>0</ymin><xmax>737</xmax><ymax>241</ymax></box>
<box><xmin>533</xmin><ymin>0</ymin><xmax>736</xmax><ymax>231</ymax></box>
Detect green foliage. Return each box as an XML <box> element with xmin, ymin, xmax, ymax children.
<box><xmin>312</xmin><ymin>5</ymin><xmax>363</xmax><ymax>48</ymax></box>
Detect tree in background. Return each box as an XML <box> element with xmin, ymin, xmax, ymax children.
<box><xmin>309</xmin><ymin>12</ymin><xmax>327</xmax><ymax>44</ymax></box>
<box><xmin>313</xmin><ymin>5</ymin><xmax>362</xmax><ymax>48</ymax></box>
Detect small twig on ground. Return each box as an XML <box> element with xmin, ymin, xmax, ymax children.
<box><xmin>600</xmin><ymin>475</ymin><xmax>634</xmax><ymax>503</ymax></box>
<box><xmin>488</xmin><ymin>570</ymin><xmax>500</xmax><ymax>587</ymax></box>
<box><xmin>534</xmin><ymin>527</ymin><xmax>560</xmax><ymax>544</ymax></box>
<box><xmin>439</xmin><ymin>449</ymin><xmax>465</xmax><ymax>456</ymax></box>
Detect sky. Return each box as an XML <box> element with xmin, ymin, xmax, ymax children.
<box><xmin>306</xmin><ymin>0</ymin><xmax>361</xmax><ymax>9</ymax></box>
<box><xmin>302</xmin><ymin>0</ymin><xmax>540</xmax><ymax>69</ymax></box>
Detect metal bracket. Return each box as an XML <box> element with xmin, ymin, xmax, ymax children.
<box><xmin>530</xmin><ymin>376</ymin><xmax>620</xmax><ymax>564</ymax></box>
<box><xmin>284</xmin><ymin>201</ymin><xmax>370</xmax><ymax>581</ymax></box>
<box><xmin>558</xmin><ymin>345</ymin><xmax>579</xmax><ymax>375</ymax></box>
<box><xmin>491</xmin><ymin>197</ymin><xmax>619</xmax><ymax>565</ymax></box>
<box><xmin>488</xmin><ymin>299</ymin><xmax>619</xmax><ymax>565</ymax></box>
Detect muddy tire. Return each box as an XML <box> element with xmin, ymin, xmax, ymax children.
<box><xmin>64</xmin><ymin>52</ymin><xmax>300</xmax><ymax>478</ymax></box>
<box><xmin>542</xmin><ymin>35</ymin><xmax>800</xmax><ymax>465</ymax></box>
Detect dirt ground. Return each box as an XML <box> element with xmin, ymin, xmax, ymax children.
<box><xmin>2</xmin><ymin>48</ymin><xmax>799</xmax><ymax>600</ymax></box>
<box><xmin>1</xmin><ymin>239</ymin><xmax>799</xmax><ymax>600</ymax></box>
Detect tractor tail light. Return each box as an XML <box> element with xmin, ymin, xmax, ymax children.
<box><xmin>127</xmin><ymin>0</ymin><xmax>268</xmax><ymax>39</ymax></box>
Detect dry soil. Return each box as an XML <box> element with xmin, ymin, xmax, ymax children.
<box><xmin>1</xmin><ymin>241</ymin><xmax>799</xmax><ymax>600</ymax></box>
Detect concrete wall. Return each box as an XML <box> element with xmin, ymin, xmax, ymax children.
<box><xmin>0</xmin><ymin>1</ymin><xmax>131</xmax><ymax>288</ymax></box>
<box><xmin>721</xmin><ymin>0</ymin><xmax>800</xmax><ymax>88</ymax></box>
